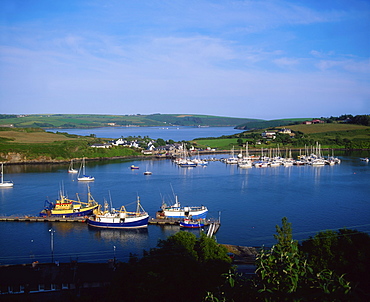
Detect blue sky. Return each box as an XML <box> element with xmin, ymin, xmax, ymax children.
<box><xmin>0</xmin><ymin>0</ymin><xmax>369</xmax><ymax>119</ymax></box>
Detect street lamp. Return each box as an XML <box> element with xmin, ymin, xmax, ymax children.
<box><xmin>49</xmin><ymin>228</ymin><xmax>55</xmax><ymax>263</ymax></box>
<box><xmin>113</xmin><ymin>245</ymin><xmax>116</xmax><ymax>264</ymax></box>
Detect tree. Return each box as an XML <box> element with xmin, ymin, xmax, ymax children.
<box><xmin>300</xmin><ymin>228</ymin><xmax>370</xmax><ymax>299</ymax></box>
<box><xmin>109</xmin><ymin>231</ymin><xmax>232</xmax><ymax>302</ymax></box>
<box><xmin>156</xmin><ymin>138</ymin><xmax>166</xmax><ymax>146</ymax></box>
<box><xmin>254</xmin><ymin>217</ymin><xmax>351</xmax><ymax>301</ymax></box>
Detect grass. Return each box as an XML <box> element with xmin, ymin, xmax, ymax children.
<box><xmin>285</xmin><ymin>123</ymin><xmax>369</xmax><ymax>134</ymax></box>
<box><xmin>0</xmin><ymin>129</ymin><xmax>84</xmax><ymax>143</ymax></box>
<box><xmin>193</xmin><ymin>124</ymin><xmax>370</xmax><ymax>150</ymax></box>
<box><xmin>0</xmin><ymin>128</ymin><xmax>141</xmax><ymax>161</ymax></box>
<box><xmin>192</xmin><ymin>138</ymin><xmax>243</xmax><ymax>150</ymax></box>
<box><xmin>0</xmin><ymin>113</ymin><xmax>257</xmax><ymax>128</ymax></box>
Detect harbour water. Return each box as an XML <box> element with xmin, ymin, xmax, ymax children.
<box><xmin>0</xmin><ymin>128</ymin><xmax>369</xmax><ymax>265</ymax></box>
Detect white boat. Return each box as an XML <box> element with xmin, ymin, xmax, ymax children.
<box><xmin>68</xmin><ymin>159</ymin><xmax>78</xmax><ymax>173</ymax></box>
<box><xmin>77</xmin><ymin>157</ymin><xmax>95</xmax><ymax>181</ymax></box>
<box><xmin>238</xmin><ymin>160</ymin><xmax>252</xmax><ymax>168</ymax></box>
<box><xmin>360</xmin><ymin>157</ymin><xmax>369</xmax><ymax>162</ymax></box>
<box><xmin>144</xmin><ymin>171</ymin><xmax>152</xmax><ymax>175</ymax></box>
<box><xmin>282</xmin><ymin>160</ymin><xmax>294</xmax><ymax>167</ymax></box>
<box><xmin>253</xmin><ymin>161</ymin><xmax>268</xmax><ymax>168</ymax></box>
<box><xmin>0</xmin><ymin>163</ymin><xmax>13</xmax><ymax>188</ymax></box>
<box><xmin>87</xmin><ymin>196</ymin><xmax>149</xmax><ymax>229</ymax></box>
<box><xmin>310</xmin><ymin>158</ymin><xmax>326</xmax><ymax>166</ymax></box>
<box><xmin>225</xmin><ymin>147</ymin><xmax>239</xmax><ymax>164</ymax></box>
<box><xmin>269</xmin><ymin>160</ymin><xmax>281</xmax><ymax>167</ymax></box>
<box><xmin>158</xmin><ymin>195</ymin><xmax>208</xmax><ymax>219</ymax></box>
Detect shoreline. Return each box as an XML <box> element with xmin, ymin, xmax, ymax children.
<box><xmin>1</xmin><ymin>147</ymin><xmax>365</xmax><ymax>165</ymax></box>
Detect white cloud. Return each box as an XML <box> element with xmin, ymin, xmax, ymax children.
<box><xmin>273</xmin><ymin>57</ymin><xmax>300</xmax><ymax>68</ymax></box>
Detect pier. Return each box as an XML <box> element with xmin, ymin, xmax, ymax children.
<box><xmin>0</xmin><ymin>216</ymin><xmax>221</xmax><ymax>233</ymax></box>
<box><xmin>0</xmin><ymin>215</ymin><xmax>87</xmax><ymax>223</ymax></box>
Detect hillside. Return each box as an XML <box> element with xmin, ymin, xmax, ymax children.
<box><xmin>192</xmin><ymin>123</ymin><xmax>370</xmax><ymax>150</ymax></box>
<box><xmin>0</xmin><ymin>114</ymin><xmax>261</xmax><ymax>128</ymax></box>
<box><xmin>235</xmin><ymin>118</ymin><xmax>311</xmax><ymax>129</ymax></box>
<box><xmin>0</xmin><ymin>128</ymin><xmax>140</xmax><ymax>163</ymax></box>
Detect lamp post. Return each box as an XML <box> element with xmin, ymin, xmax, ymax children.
<box><xmin>49</xmin><ymin>228</ymin><xmax>55</xmax><ymax>263</ymax></box>
<box><xmin>113</xmin><ymin>245</ymin><xmax>116</xmax><ymax>264</ymax></box>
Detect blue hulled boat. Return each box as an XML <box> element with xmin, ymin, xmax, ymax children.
<box><xmin>179</xmin><ymin>218</ymin><xmax>205</xmax><ymax>228</ymax></box>
<box><xmin>87</xmin><ymin>196</ymin><xmax>149</xmax><ymax>229</ymax></box>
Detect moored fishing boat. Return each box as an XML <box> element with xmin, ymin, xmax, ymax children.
<box><xmin>130</xmin><ymin>165</ymin><xmax>139</xmax><ymax>169</ymax></box>
<box><xmin>40</xmin><ymin>187</ymin><xmax>98</xmax><ymax>217</ymax></box>
<box><xmin>87</xmin><ymin>196</ymin><xmax>149</xmax><ymax>229</ymax></box>
<box><xmin>158</xmin><ymin>195</ymin><xmax>208</xmax><ymax>219</ymax></box>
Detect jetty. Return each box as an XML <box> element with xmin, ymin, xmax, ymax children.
<box><xmin>0</xmin><ymin>215</ymin><xmax>87</xmax><ymax>223</ymax></box>
<box><xmin>0</xmin><ymin>216</ymin><xmax>221</xmax><ymax>233</ymax></box>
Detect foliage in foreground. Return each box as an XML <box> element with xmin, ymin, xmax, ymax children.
<box><xmin>206</xmin><ymin>218</ymin><xmax>359</xmax><ymax>302</ymax></box>
<box><xmin>109</xmin><ymin>232</ymin><xmax>232</xmax><ymax>302</ymax></box>
<box><xmin>104</xmin><ymin>219</ymin><xmax>370</xmax><ymax>302</ymax></box>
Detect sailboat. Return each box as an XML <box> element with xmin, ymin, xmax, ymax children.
<box><xmin>68</xmin><ymin>159</ymin><xmax>78</xmax><ymax>173</ymax></box>
<box><xmin>0</xmin><ymin>163</ymin><xmax>13</xmax><ymax>188</ymax></box>
<box><xmin>77</xmin><ymin>157</ymin><xmax>95</xmax><ymax>181</ymax></box>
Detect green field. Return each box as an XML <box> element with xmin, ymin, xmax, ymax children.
<box><xmin>193</xmin><ymin>123</ymin><xmax>370</xmax><ymax>150</ymax></box>
<box><xmin>0</xmin><ymin>127</ymin><xmax>141</xmax><ymax>162</ymax></box>
<box><xmin>0</xmin><ymin>113</ymin><xmax>261</xmax><ymax>128</ymax></box>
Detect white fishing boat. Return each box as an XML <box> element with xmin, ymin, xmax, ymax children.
<box><xmin>68</xmin><ymin>159</ymin><xmax>78</xmax><ymax>173</ymax></box>
<box><xmin>360</xmin><ymin>157</ymin><xmax>369</xmax><ymax>162</ymax></box>
<box><xmin>158</xmin><ymin>195</ymin><xmax>208</xmax><ymax>219</ymax></box>
<box><xmin>87</xmin><ymin>196</ymin><xmax>149</xmax><ymax>229</ymax></box>
<box><xmin>0</xmin><ymin>163</ymin><xmax>13</xmax><ymax>188</ymax></box>
<box><xmin>77</xmin><ymin>157</ymin><xmax>95</xmax><ymax>181</ymax></box>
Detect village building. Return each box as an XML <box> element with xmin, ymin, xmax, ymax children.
<box><xmin>261</xmin><ymin>131</ymin><xmax>276</xmax><ymax>139</ymax></box>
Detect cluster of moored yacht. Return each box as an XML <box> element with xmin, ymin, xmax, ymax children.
<box><xmin>171</xmin><ymin>143</ymin><xmax>343</xmax><ymax>169</ymax></box>
<box><xmin>39</xmin><ymin>184</ymin><xmax>209</xmax><ymax>229</ymax></box>
<box><xmin>221</xmin><ymin>143</ymin><xmax>341</xmax><ymax>168</ymax></box>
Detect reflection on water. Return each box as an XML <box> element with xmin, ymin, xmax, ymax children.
<box><xmin>51</xmin><ymin>222</ymin><xmax>87</xmax><ymax>235</ymax></box>
<box><xmin>88</xmin><ymin>226</ymin><xmax>149</xmax><ymax>243</ymax></box>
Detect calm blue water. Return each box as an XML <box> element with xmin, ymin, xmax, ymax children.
<box><xmin>48</xmin><ymin>126</ymin><xmax>243</xmax><ymax>141</ymax></box>
<box><xmin>0</xmin><ymin>128</ymin><xmax>369</xmax><ymax>265</ymax></box>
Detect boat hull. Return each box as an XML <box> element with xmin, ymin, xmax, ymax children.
<box><xmin>163</xmin><ymin>208</ymin><xmax>208</xmax><ymax>219</ymax></box>
<box><xmin>77</xmin><ymin>175</ymin><xmax>95</xmax><ymax>181</ymax></box>
<box><xmin>180</xmin><ymin>221</ymin><xmax>205</xmax><ymax>228</ymax></box>
<box><xmin>39</xmin><ymin>206</ymin><xmax>97</xmax><ymax>217</ymax></box>
<box><xmin>87</xmin><ymin>215</ymin><xmax>149</xmax><ymax>229</ymax></box>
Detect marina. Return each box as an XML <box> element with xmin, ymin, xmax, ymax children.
<box><xmin>0</xmin><ymin>146</ymin><xmax>369</xmax><ymax>266</ymax></box>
